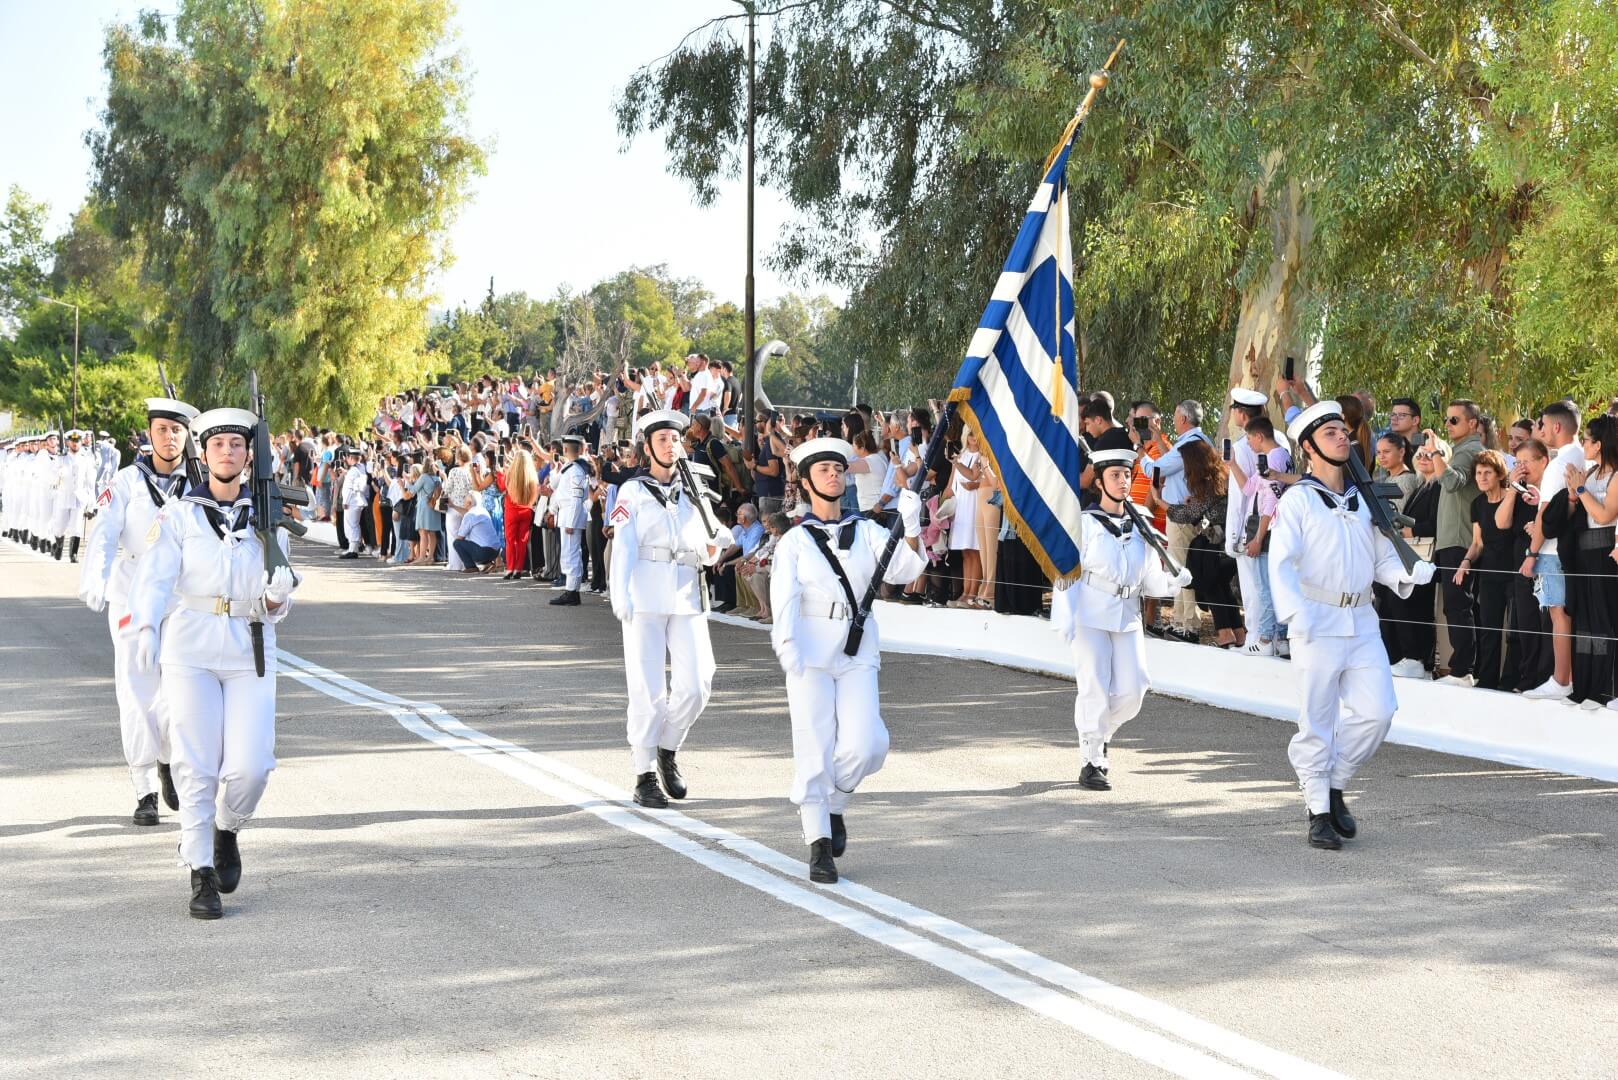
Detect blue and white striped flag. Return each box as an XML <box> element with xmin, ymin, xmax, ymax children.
<box><xmin>949</xmin><ymin>133</ymin><xmax>1087</xmax><ymax>583</ymax></box>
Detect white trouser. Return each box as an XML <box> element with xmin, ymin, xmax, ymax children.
<box><xmin>1069</xmin><ymin>625</ymin><xmax>1149</xmax><ymax>768</ymax></box>
<box><xmin>445</xmin><ymin>509</ymin><xmax>465</xmax><ymax>570</ymax></box>
<box><xmin>344</xmin><ymin>506</ymin><xmax>366</xmax><ymax>553</ymax></box>
<box><xmin>560</xmin><ymin>527</ymin><xmax>583</xmax><ymax>590</ymax></box>
<box><xmin>109</xmin><ymin>606</ymin><xmax>170</xmax><ymax>796</ymax></box>
<box><xmin>622</xmin><ymin>613</ymin><xmax>715</xmax><ymax>773</ymax></box>
<box><xmin>1288</xmin><ymin>633</ymin><xmax>1395</xmax><ymax>814</ymax></box>
<box><xmin>786</xmin><ymin>656</ymin><xmax>888</xmax><ymax>844</ymax></box>
<box><xmin>163</xmin><ymin>664</ymin><xmax>277</xmax><ymax>870</ymax></box>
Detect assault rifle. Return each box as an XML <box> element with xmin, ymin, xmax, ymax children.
<box><xmin>1344</xmin><ymin>450</ymin><xmax>1423</xmax><ymax>574</ymax></box>
<box><xmin>246</xmin><ymin>371</ymin><xmax>310</xmax><ymax>676</ymax></box>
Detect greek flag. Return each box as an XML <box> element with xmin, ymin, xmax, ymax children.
<box><xmin>949</xmin><ymin>131</ymin><xmax>1087</xmax><ymax>583</ymax></box>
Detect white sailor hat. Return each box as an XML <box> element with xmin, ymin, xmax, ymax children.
<box><xmin>98</xmin><ymin>430</ymin><xmax>110</xmax><ymax>438</ymax></box>
<box><xmin>1286</xmin><ymin>400</ymin><xmax>1344</xmax><ymax>447</ymax></box>
<box><xmin>145</xmin><ymin>397</ymin><xmax>200</xmax><ymax>424</ymax></box>
<box><xmin>1090</xmin><ymin>448</ymin><xmax>1137</xmax><ymax>471</ymax></box>
<box><xmin>789</xmin><ymin>437</ymin><xmax>854</xmax><ymax>472</ymax></box>
<box><xmin>66</xmin><ymin>429</ymin><xmax>84</xmax><ymax>440</ymax></box>
<box><xmin>193</xmin><ymin>407</ymin><xmax>258</xmax><ymax>446</ymax></box>
<box><xmin>634</xmin><ymin>409</ymin><xmax>688</xmax><ymax>441</ymax></box>
<box><xmin>343</xmin><ymin>443</ymin><xmax>365</xmax><ymax>456</ymax></box>
<box><xmin>561</xmin><ymin>433</ymin><xmax>585</xmax><ymax>447</ymax></box>
<box><xmin>1230</xmin><ymin>387</ymin><xmax>1267</xmax><ymax>408</ymax></box>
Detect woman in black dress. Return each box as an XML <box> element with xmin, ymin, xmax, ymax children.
<box><xmin>1451</xmin><ymin>450</ymin><xmax>1524</xmax><ymax>691</ymax></box>
<box><xmin>1168</xmin><ymin>440</ymin><xmax>1242</xmax><ymax>648</ymax></box>
<box><xmin>1563</xmin><ymin>416</ymin><xmax>1618</xmax><ymax>707</ymax></box>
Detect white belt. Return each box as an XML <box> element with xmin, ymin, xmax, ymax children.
<box><xmin>639</xmin><ymin>546</ymin><xmax>700</xmax><ymax>568</ymax></box>
<box><xmin>1081</xmin><ymin>570</ymin><xmax>1140</xmax><ymax>599</ymax></box>
<box><xmin>799</xmin><ymin>598</ymin><xmax>855</xmax><ymax>620</ymax></box>
<box><xmin>179</xmin><ymin>593</ymin><xmax>254</xmax><ymax>618</ymax></box>
<box><xmin>1300</xmin><ymin>583</ymin><xmax>1371</xmax><ymax>608</ymax></box>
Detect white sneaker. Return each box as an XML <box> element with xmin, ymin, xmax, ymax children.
<box><xmin>1578</xmin><ymin>697</ymin><xmax>1603</xmax><ymax>711</ymax></box>
<box><xmin>1241</xmin><ymin>639</ymin><xmax>1274</xmax><ymax>657</ymax></box>
<box><xmin>1436</xmin><ymin>673</ymin><xmax>1476</xmax><ymax>687</ymax></box>
<box><xmin>1390</xmin><ymin>659</ymin><xmax>1429</xmax><ymax>680</ymax></box>
<box><xmin>1522</xmin><ymin>677</ymin><xmax>1574</xmax><ymax>701</ymax></box>
<box><xmin>1606</xmin><ymin>698</ymin><xmax>1618</xmax><ymax>712</ymax></box>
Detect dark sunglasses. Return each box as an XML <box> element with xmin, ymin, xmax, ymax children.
<box><xmin>1444</xmin><ymin>415</ymin><xmax>1465</xmax><ymax>425</ymax></box>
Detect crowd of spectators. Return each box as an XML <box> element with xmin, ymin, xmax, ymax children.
<box><xmin>269</xmin><ymin>358</ymin><xmax>1618</xmax><ymax>711</ymax></box>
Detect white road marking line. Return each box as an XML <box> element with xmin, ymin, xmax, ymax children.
<box><xmin>278</xmin><ymin>648</ymin><xmax>1347</xmax><ymax>1080</ymax></box>
<box><xmin>277</xmin><ymin>653</ymin><xmax>1254</xmax><ymax>1079</ymax></box>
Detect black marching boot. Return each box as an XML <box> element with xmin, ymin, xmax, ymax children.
<box><xmin>1308</xmin><ymin>812</ymin><xmax>1342</xmax><ymax>850</ymax></box>
<box><xmin>830</xmin><ymin>814</ymin><xmax>847</xmax><ymax>858</ymax></box>
<box><xmin>189</xmin><ymin>867</ymin><xmax>223</xmax><ymax>920</ymax></box>
<box><xmin>632</xmin><ymin>771</ymin><xmax>669</xmax><ymax>809</ymax></box>
<box><xmin>809</xmin><ymin>839</ymin><xmax>838</xmax><ymax>884</ymax></box>
<box><xmin>1079</xmin><ymin>763</ymin><xmax>1112</xmax><ymax>791</ymax></box>
<box><xmin>68</xmin><ymin>536</ymin><xmax>80</xmax><ymax>563</ymax></box>
<box><xmin>1328</xmin><ymin>789</ymin><xmax>1358</xmax><ymax>839</ymax></box>
<box><xmin>132</xmin><ymin>792</ymin><xmax>159</xmax><ymax>826</ymax></box>
<box><xmin>158</xmin><ymin>762</ymin><xmax>180</xmax><ymax>811</ymax></box>
<box><xmin>52</xmin><ymin>538</ymin><xmax>64</xmax><ymax>560</ymax></box>
<box><xmin>213</xmin><ymin>827</ymin><xmax>242</xmax><ymax>893</ymax></box>
<box><xmin>656</xmin><ymin>748</ymin><xmax>687</xmax><ymax>800</ymax></box>
<box><xmin>548</xmin><ymin>590</ymin><xmax>580</xmax><ymax>606</ymax></box>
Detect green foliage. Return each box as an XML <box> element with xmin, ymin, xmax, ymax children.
<box><xmin>0</xmin><ymin>186</ymin><xmax>52</xmax><ymax>327</ymax></box>
<box><xmin>89</xmin><ymin>0</ymin><xmax>485</xmax><ymax>430</ymax></box>
<box><xmin>689</xmin><ymin>301</ymin><xmax>745</xmax><ymax>367</ymax></box>
<box><xmin>589</xmin><ymin>270</ymin><xmax>689</xmax><ymax>368</ymax></box>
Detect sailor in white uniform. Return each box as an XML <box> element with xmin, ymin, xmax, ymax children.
<box><xmin>28</xmin><ymin>433</ymin><xmax>60</xmax><ymax>553</ymax></box>
<box><xmin>128</xmin><ymin>407</ymin><xmax>297</xmax><ymax>918</ymax></box>
<box><xmin>608</xmin><ymin>410</ymin><xmax>734</xmax><ymax>807</ymax></box>
<box><xmin>80</xmin><ymin>398</ymin><xmax>200</xmax><ymax>825</ymax></box>
<box><xmin>1052</xmin><ymin>448</ymin><xmax>1191</xmax><ymax>791</ymax></box>
<box><xmin>770</xmin><ymin>437</ymin><xmax>926</xmax><ymax>884</ymax></box>
<box><xmin>60</xmin><ymin>431</ymin><xmax>100</xmax><ymax>562</ymax></box>
<box><xmin>548</xmin><ymin>434</ymin><xmax>594</xmax><ymax>607</ymax></box>
<box><xmin>338</xmin><ymin>444</ymin><xmax>370</xmax><ymax>558</ymax></box>
<box><xmin>1270</xmin><ymin>401</ymin><xmax>1434</xmax><ymax>850</ymax></box>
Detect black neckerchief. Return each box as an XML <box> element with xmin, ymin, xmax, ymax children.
<box><xmin>1297</xmin><ymin>475</ymin><xmax>1359</xmax><ymax>513</ymax></box>
<box><xmin>134</xmin><ymin>456</ymin><xmax>186</xmax><ymax>508</ymax></box>
<box><xmin>183</xmin><ymin>483</ymin><xmax>251</xmax><ymax>541</ymax></box>
<box><xmin>803</xmin><ymin>522</ymin><xmax>860</xmax><ymax>612</ymax></box>
<box><xmin>803</xmin><ymin>510</ymin><xmax>862</xmax><ymax>551</ymax></box>
<box><xmin>1084</xmin><ymin>506</ymin><xmax>1133</xmax><ymax>538</ymax></box>
<box><xmin>633</xmin><ymin>475</ymin><xmax>680</xmax><ymax>509</ymax></box>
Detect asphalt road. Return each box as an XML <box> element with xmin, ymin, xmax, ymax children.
<box><xmin>3</xmin><ymin>537</ymin><xmax>1615</xmax><ymax>1080</ymax></box>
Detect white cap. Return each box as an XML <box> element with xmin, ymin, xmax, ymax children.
<box><xmin>634</xmin><ymin>409</ymin><xmax>688</xmax><ymax>441</ymax></box>
<box><xmin>789</xmin><ymin>437</ymin><xmax>854</xmax><ymax>471</ymax></box>
<box><xmin>193</xmin><ymin>408</ymin><xmax>258</xmax><ymax>446</ymax></box>
<box><xmin>1090</xmin><ymin>448</ymin><xmax>1137</xmax><ymax>471</ymax></box>
<box><xmin>561</xmin><ymin>433</ymin><xmax>585</xmax><ymax>447</ymax></box>
<box><xmin>1230</xmin><ymin>388</ymin><xmax>1267</xmax><ymax>408</ymax></box>
<box><xmin>145</xmin><ymin>397</ymin><xmax>200</xmax><ymax>424</ymax></box>
<box><xmin>1286</xmin><ymin>400</ymin><xmax>1344</xmax><ymax>447</ymax></box>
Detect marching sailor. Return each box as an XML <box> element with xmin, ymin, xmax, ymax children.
<box><xmin>64</xmin><ymin>431</ymin><xmax>100</xmax><ymax>562</ymax></box>
<box><xmin>31</xmin><ymin>432</ymin><xmax>61</xmax><ymax>553</ymax></box>
<box><xmin>1052</xmin><ymin>448</ymin><xmax>1191</xmax><ymax>791</ymax></box>
<box><xmin>548</xmin><ymin>434</ymin><xmax>594</xmax><ymax>607</ymax></box>
<box><xmin>770</xmin><ymin>438</ymin><xmax>927</xmax><ymax>884</ymax></box>
<box><xmin>608</xmin><ymin>410</ymin><xmax>734</xmax><ymax>807</ymax></box>
<box><xmin>1270</xmin><ymin>401</ymin><xmax>1434</xmax><ymax>850</ymax></box>
<box><xmin>128</xmin><ymin>407</ymin><xmax>298</xmax><ymax>919</ymax></box>
<box><xmin>79</xmin><ymin>398</ymin><xmax>200</xmax><ymax>825</ymax></box>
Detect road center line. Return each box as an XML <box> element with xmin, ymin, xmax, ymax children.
<box><xmin>277</xmin><ymin>647</ymin><xmax>1344</xmax><ymax>1080</ymax></box>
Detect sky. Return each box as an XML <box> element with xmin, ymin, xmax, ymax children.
<box><xmin>0</xmin><ymin>0</ymin><xmax>832</xmax><ymax>312</ymax></box>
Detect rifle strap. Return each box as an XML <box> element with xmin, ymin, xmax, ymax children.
<box><xmin>804</xmin><ymin>524</ymin><xmax>861</xmax><ymax>615</ymax></box>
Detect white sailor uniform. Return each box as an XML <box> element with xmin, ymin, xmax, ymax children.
<box><xmin>128</xmin><ymin>486</ymin><xmax>295</xmax><ymax>870</ymax></box>
<box><xmin>770</xmin><ymin>513</ymin><xmax>927</xmax><ymax>844</ymax></box>
<box><xmin>552</xmin><ymin>457</ymin><xmax>593</xmax><ymax>592</ymax></box>
<box><xmin>1050</xmin><ymin>507</ymin><xmax>1162</xmax><ymax>770</ymax></box>
<box><xmin>1269</xmin><ymin>476</ymin><xmax>1430</xmax><ymax>813</ymax></box>
<box><xmin>79</xmin><ymin>457</ymin><xmax>191</xmax><ymax>797</ymax></box>
<box><xmin>341</xmin><ymin>458</ymin><xmax>370</xmax><ymax>554</ymax></box>
<box><xmin>608</xmin><ymin>474</ymin><xmax>734</xmax><ymax>773</ymax></box>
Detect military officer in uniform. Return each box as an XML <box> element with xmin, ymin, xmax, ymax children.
<box><xmin>608</xmin><ymin>410</ymin><xmax>734</xmax><ymax>807</ymax></box>
<box><xmin>549</xmin><ymin>434</ymin><xmax>593</xmax><ymax>607</ymax></box>
<box><xmin>1270</xmin><ymin>401</ymin><xmax>1434</xmax><ymax>850</ymax></box>
<box><xmin>80</xmin><ymin>398</ymin><xmax>200</xmax><ymax>825</ymax></box>
<box><xmin>128</xmin><ymin>407</ymin><xmax>298</xmax><ymax>919</ymax></box>
<box><xmin>770</xmin><ymin>437</ymin><xmax>926</xmax><ymax>884</ymax></box>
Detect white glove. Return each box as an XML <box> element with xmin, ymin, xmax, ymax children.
<box><xmin>1409</xmin><ymin>560</ymin><xmax>1436</xmax><ymax>586</ymax></box>
<box><xmin>262</xmin><ymin>565</ymin><xmax>296</xmax><ymax>607</ymax></box>
<box><xmin>612</xmin><ymin>595</ymin><xmax>633</xmax><ymax>623</ymax></box>
<box><xmin>897</xmin><ymin>489</ymin><xmax>923</xmax><ymax>538</ymax></box>
<box><xmin>133</xmin><ymin>627</ymin><xmax>159</xmax><ymax>673</ymax></box>
<box><xmin>776</xmin><ymin>641</ymin><xmax>806</xmax><ymax>678</ymax></box>
<box><xmin>1172</xmin><ymin>567</ymin><xmax>1194</xmax><ymax>590</ymax></box>
<box><xmin>81</xmin><ymin>576</ymin><xmax>107</xmax><ymax>613</ymax></box>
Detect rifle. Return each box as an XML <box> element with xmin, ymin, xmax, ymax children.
<box><xmin>673</xmin><ymin>454</ymin><xmax>721</xmax><ymax>541</ymax></box>
<box><xmin>246</xmin><ymin>371</ymin><xmax>311</xmax><ymax>677</ymax></box>
<box><xmin>844</xmin><ymin>401</ymin><xmax>954</xmax><ymax>656</ymax></box>
<box><xmin>1118</xmin><ymin>498</ymin><xmax>1185</xmax><ymax>578</ymax></box>
<box><xmin>155</xmin><ymin>359</ymin><xmax>204</xmax><ymax>487</ymax></box>
<box><xmin>1344</xmin><ymin>450</ymin><xmax>1423</xmax><ymax>574</ymax></box>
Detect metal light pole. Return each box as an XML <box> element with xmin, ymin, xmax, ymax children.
<box><xmin>740</xmin><ymin>0</ymin><xmax>758</xmax><ymax>457</ymax></box>
<box><xmin>41</xmin><ymin>296</ymin><xmax>81</xmax><ymax>429</ymax></box>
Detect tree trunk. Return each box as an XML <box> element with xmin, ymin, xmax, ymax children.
<box><xmin>1225</xmin><ymin>152</ymin><xmax>1314</xmax><ymax>436</ymax></box>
